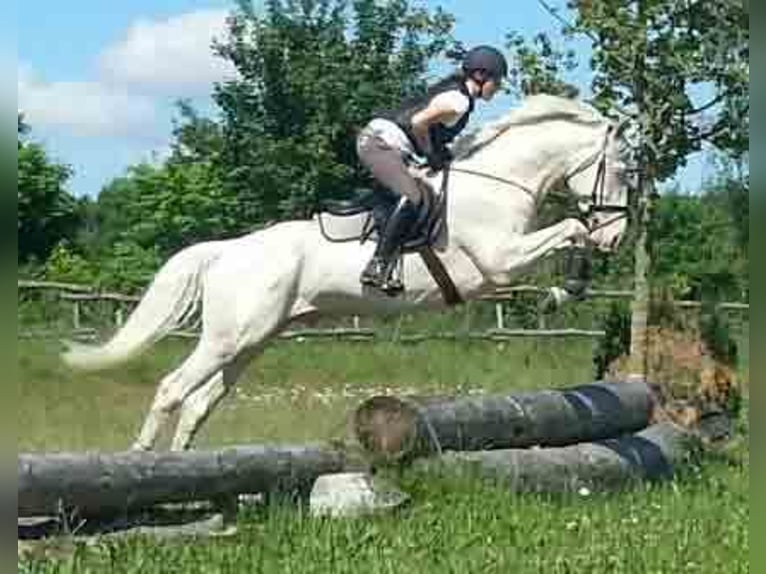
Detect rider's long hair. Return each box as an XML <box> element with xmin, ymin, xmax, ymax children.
<box><xmin>389</xmin><ymin>70</ymin><xmax>466</xmax><ymax>114</ymax></box>
<box><xmin>423</xmin><ymin>70</ymin><xmax>467</xmax><ymax>96</ymax></box>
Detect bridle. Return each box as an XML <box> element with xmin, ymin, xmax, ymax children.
<box><xmin>563</xmin><ymin>124</ymin><xmax>630</xmax><ymax>233</ymax></box>
<box><xmin>449</xmin><ymin>123</ymin><xmax>630</xmax><ymax>235</ymax></box>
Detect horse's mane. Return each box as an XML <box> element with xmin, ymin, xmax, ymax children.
<box><xmin>452</xmin><ymin>94</ymin><xmax>607</xmax><ymax>160</ymax></box>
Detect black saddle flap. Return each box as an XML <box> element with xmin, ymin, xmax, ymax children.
<box><xmin>322</xmin><ymin>188</ymin><xmax>390</xmax><ymax>216</ymax></box>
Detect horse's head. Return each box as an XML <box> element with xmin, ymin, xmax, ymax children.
<box><xmin>563</xmin><ymin>118</ymin><xmax>631</xmax><ymax>252</ymax></box>
<box><xmin>451</xmin><ymin>95</ymin><xmax>632</xmax><ymax>252</ymax></box>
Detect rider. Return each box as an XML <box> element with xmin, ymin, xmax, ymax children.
<box><xmin>357</xmin><ymin>45</ymin><xmax>508</xmax><ymax>294</ymax></box>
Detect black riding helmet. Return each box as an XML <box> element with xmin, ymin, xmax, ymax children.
<box><xmin>462</xmin><ymin>45</ymin><xmax>508</xmax><ymax>81</ymax></box>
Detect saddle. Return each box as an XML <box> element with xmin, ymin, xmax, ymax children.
<box><xmin>319</xmin><ymin>173</ymin><xmax>463</xmax><ymax>305</ymax></box>
<box><xmin>321</xmin><ymin>178</ymin><xmax>444</xmax><ymax>253</ymax></box>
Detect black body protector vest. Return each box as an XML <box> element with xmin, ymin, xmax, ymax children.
<box><xmin>383</xmin><ymin>80</ymin><xmax>475</xmax><ymax>159</ymax></box>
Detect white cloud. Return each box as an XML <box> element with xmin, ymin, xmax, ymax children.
<box><xmin>98</xmin><ymin>9</ymin><xmax>238</xmax><ymax>95</ymax></box>
<box><xmin>16</xmin><ymin>8</ymin><xmax>241</xmax><ymax>142</ymax></box>
<box><xmin>17</xmin><ymin>65</ymin><xmax>159</xmax><ymax>138</ymax></box>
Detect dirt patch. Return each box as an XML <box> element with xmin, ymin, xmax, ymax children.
<box><xmin>605</xmin><ymin>326</ymin><xmax>741</xmax><ymax>438</ymax></box>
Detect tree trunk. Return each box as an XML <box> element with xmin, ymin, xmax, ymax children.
<box><xmin>628</xmin><ymin>0</ymin><xmax>653</xmax><ymax>379</ymax></box>
<box><xmin>629</xmin><ymin>176</ymin><xmax>653</xmax><ymax>376</ymax></box>
<box><xmin>414</xmin><ymin>422</ymin><xmax>699</xmax><ymax>493</ymax></box>
<box><xmin>18</xmin><ymin>444</ymin><xmax>345</xmax><ymax>518</ymax></box>
<box><xmin>354</xmin><ymin>381</ymin><xmax>658</xmax><ymax>462</ymax></box>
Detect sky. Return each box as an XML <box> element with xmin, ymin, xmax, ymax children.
<box><xmin>16</xmin><ymin>0</ymin><xmax>713</xmax><ymax>197</ymax></box>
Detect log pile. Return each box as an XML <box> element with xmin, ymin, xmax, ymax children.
<box><xmin>18</xmin><ymin>444</ymin><xmax>344</xmax><ymax>518</ymax></box>
<box><xmin>17</xmin><ymin>379</ymin><xmax>711</xmax><ymax>539</ymax></box>
<box><xmin>412</xmin><ymin>422</ymin><xmax>700</xmax><ymax>493</ymax></box>
<box><xmin>353</xmin><ymin>381</ymin><xmax>657</xmax><ymax>462</ymax></box>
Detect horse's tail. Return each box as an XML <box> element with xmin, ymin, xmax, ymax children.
<box><xmin>62</xmin><ymin>242</ymin><xmax>221</xmax><ymax>371</ymax></box>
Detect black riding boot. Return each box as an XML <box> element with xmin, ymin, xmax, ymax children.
<box><xmin>562</xmin><ymin>245</ymin><xmax>593</xmax><ymax>300</ymax></box>
<box><xmin>360</xmin><ymin>196</ymin><xmax>417</xmax><ymax>294</ymax></box>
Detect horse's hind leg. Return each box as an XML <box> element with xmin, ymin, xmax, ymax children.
<box><xmin>134</xmin><ymin>239</ymin><xmax>301</xmax><ymax>451</ymax></box>
<box><xmin>131</xmin><ymin>339</ymin><xmax>233</xmax><ymax>451</ymax></box>
<box><xmin>170</xmin><ymin>350</ymin><xmax>255</xmax><ymax>451</ymax></box>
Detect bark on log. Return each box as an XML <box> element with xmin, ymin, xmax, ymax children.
<box><xmin>354</xmin><ymin>381</ymin><xmax>657</xmax><ymax>462</ymax></box>
<box><xmin>18</xmin><ymin>444</ymin><xmax>344</xmax><ymax>518</ymax></box>
<box><xmin>413</xmin><ymin>422</ymin><xmax>700</xmax><ymax>493</ymax></box>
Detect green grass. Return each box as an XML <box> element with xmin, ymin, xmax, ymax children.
<box><xmin>17</xmin><ymin>337</ymin><xmax>597</xmax><ymax>452</ymax></box>
<box><xmin>19</xmin><ymin>459</ymin><xmax>748</xmax><ymax>573</ymax></box>
<box><xmin>17</xmin><ymin>337</ymin><xmax>748</xmax><ymax>573</ymax></box>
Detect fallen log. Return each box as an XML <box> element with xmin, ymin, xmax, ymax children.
<box><xmin>354</xmin><ymin>381</ymin><xmax>657</xmax><ymax>462</ymax></box>
<box><xmin>18</xmin><ymin>444</ymin><xmax>344</xmax><ymax>518</ymax></box>
<box><xmin>413</xmin><ymin>422</ymin><xmax>700</xmax><ymax>493</ymax></box>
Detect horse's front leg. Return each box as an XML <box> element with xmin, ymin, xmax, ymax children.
<box><xmin>462</xmin><ymin>217</ymin><xmax>590</xmax><ymax>285</ymax></box>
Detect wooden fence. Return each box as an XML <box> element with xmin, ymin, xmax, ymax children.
<box><xmin>18</xmin><ymin>279</ymin><xmax>749</xmax><ymax>343</ymax></box>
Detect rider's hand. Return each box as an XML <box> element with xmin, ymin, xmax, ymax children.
<box><xmin>427</xmin><ymin>145</ymin><xmax>453</xmax><ymax>172</ymax></box>
<box><xmin>425</xmin><ymin>151</ymin><xmax>447</xmax><ymax>172</ymax></box>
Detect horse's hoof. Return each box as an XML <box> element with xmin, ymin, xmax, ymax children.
<box><xmin>380</xmin><ymin>282</ymin><xmax>404</xmax><ymax>296</ymax></box>
<box><xmin>360</xmin><ymin>275</ymin><xmax>380</xmax><ymax>287</ymax></box>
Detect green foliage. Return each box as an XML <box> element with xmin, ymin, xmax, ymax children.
<box><xmin>82</xmin><ymin>159</ymin><xmax>234</xmax><ymax>261</ymax></box>
<box><xmin>18</xmin><ymin>113</ymin><xmax>29</xmax><ymax>139</ymax></box>
<box><xmin>716</xmin><ymin>167</ymin><xmax>749</xmax><ymax>253</ymax></box>
<box><xmin>40</xmin><ymin>240</ymin><xmax>161</xmax><ymax>293</ymax></box>
<box><xmin>94</xmin><ymin>241</ymin><xmax>163</xmax><ymax>292</ymax></box>
<box><xmin>56</xmin><ymin>0</ymin><xmax>457</xmax><ymax>284</ymax></box>
<box><xmin>568</xmin><ymin>0</ymin><xmax>748</xmax><ymax>179</ymax></box>
<box><xmin>508</xmin><ymin>2</ymin><xmax>749</xmax><ymax>179</ymax></box>
<box><xmin>504</xmin><ymin>1</ymin><xmax>749</xmax><ymax>361</ymax></box>
<box><xmin>699</xmin><ymin>304</ymin><xmax>738</xmax><ymax>367</ymax></box>
<box><xmin>18</xmin><ymin>338</ymin><xmax>748</xmax><ymax>573</ymax></box>
<box><xmin>16</xmin><ymin>1</ymin><xmax>748</xmax><ymax>311</ymax></box>
<box><xmin>506</xmin><ymin>32</ymin><xmax>580</xmax><ymax>98</ymax></box>
<box><xmin>210</xmin><ymin>0</ymin><xmax>455</xmax><ymax>222</ymax></box>
<box><xmin>649</xmin><ymin>184</ymin><xmax>747</xmax><ymax>301</ymax></box>
<box><xmin>592</xmin><ymin>300</ymin><xmax>631</xmax><ymax>377</ymax></box>
<box><xmin>170</xmin><ymin>100</ymin><xmax>226</xmax><ymax>164</ymax></box>
<box><xmin>42</xmin><ymin>242</ymin><xmax>99</xmax><ymax>285</ymax></box>
<box><xmin>18</xmin><ymin>130</ymin><xmax>81</xmax><ymax>264</ymax></box>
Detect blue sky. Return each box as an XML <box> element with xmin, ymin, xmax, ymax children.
<box><xmin>17</xmin><ymin>0</ymin><xmax>712</xmax><ymax>197</ymax></box>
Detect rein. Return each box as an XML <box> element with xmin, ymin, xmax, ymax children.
<box><xmin>449</xmin><ymin>125</ymin><xmax>629</xmax><ymax>235</ymax></box>
<box><xmin>448</xmin><ymin>167</ymin><xmax>538</xmax><ymax>201</ymax></box>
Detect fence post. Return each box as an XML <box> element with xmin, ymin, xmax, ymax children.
<box><xmin>463</xmin><ymin>302</ymin><xmax>472</xmax><ymax>333</ymax></box>
<box><xmin>495</xmin><ymin>303</ymin><xmax>504</xmax><ymax>330</ymax></box>
<box><xmin>72</xmin><ymin>301</ymin><xmax>81</xmax><ymax>330</ymax></box>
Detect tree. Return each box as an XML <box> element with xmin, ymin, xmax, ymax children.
<box><xmin>504</xmin><ymin>32</ymin><xmax>584</xmax><ymax>233</ymax></box>
<box><xmin>565</xmin><ymin>0</ymin><xmax>748</xmax><ymax>375</ymax></box>
<box><xmin>209</xmin><ymin>0</ymin><xmax>455</xmax><ymax>224</ymax></box>
<box><xmin>506</xmin><ymin>32</ymin><xmax>580</xmax><ymax>99</ymax></box>
<box><xmin>717</xmin><ymin>166</ymin><xmax>748</xmax><ymax>255</ymax></box>
<box><xmin>17</xmin><ymin>121</ymin><xmax>80</xmax><ymax>265</ymax></box>
<box><xmin>650</xmin><ymin>187</ymin><xmax>747</xmax><ymax>301</ymax></box>
<box><xmin>59</xmin><ymin>0</ymin><xmax>456</xmax><ymax>288</ymax></box>
<box><xmin>18</xmin><ymin>113</ymin><xmax>29</xmax><ymax>140</ymax></box>
<box><xmin>86</xmin><ymin>159</ymin><xmax>234</xmax><ymax>260</ymax></box>
<box><xmin>567</xmin><ymin>0</ymin><xmax>748</xmax><ymax>177</ymax></box>
<box><xmin>170</xmin><ymin>100</ymin><xmax>225</xmax><ymax>165</ymax></box>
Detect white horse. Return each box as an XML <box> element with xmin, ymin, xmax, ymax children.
<box><xmin>64</xmin><ymin>95</ymin><xmax>630</xmax><ymax>451</ymax></box>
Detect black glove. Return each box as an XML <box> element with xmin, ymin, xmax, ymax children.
<box><xmin>426</xmin><ymin>147</ymin><xmax>452</xmax><ymax>172</ymax></box>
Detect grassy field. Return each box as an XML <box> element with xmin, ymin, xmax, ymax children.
<box><xmin>17</xmin><ymin>336</ymin><xmax>748</xmax><ymax>573</ymax></box>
